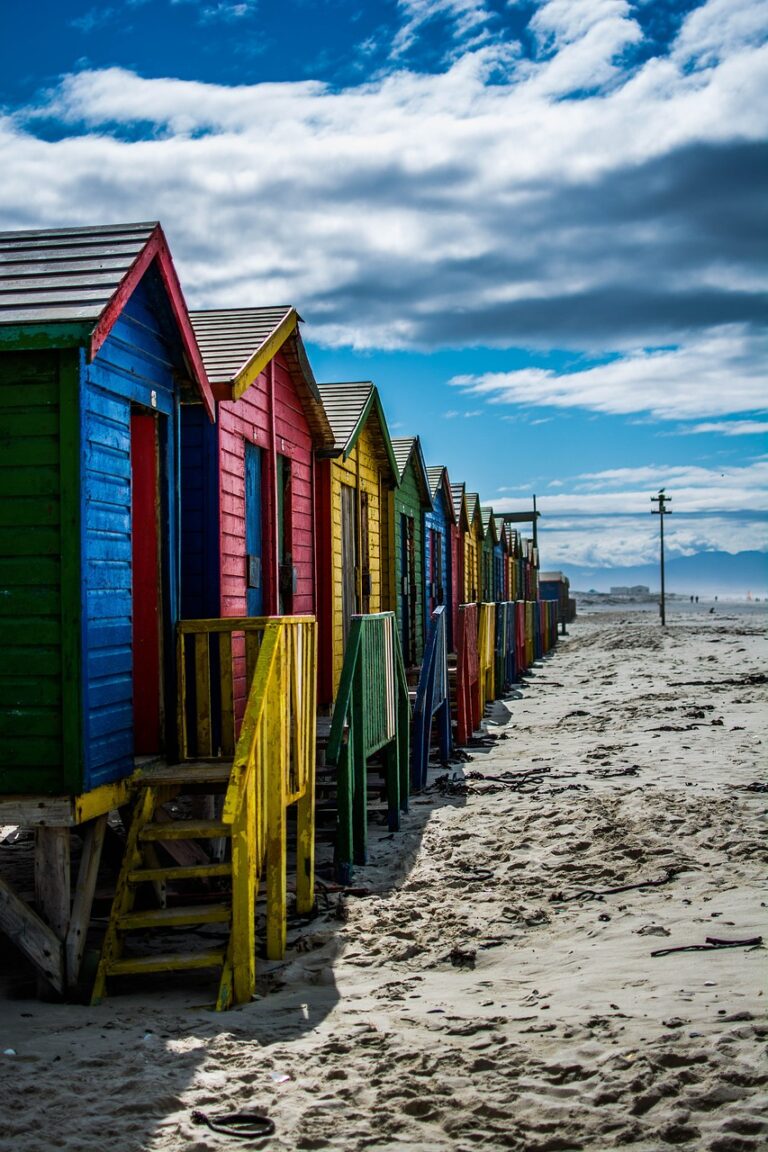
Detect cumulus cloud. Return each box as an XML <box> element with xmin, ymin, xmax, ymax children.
<box><xmin>391</xmin><ymin>0</ymin><xmax>495</xmax><ymax>58</ymax></box>
<box><xmin>676</xmin><ymin>420</ymin><xmax>768</xmax><ymax>436</ymax></box>
<box><xmin>499</xmin><ymin>453</ymin><xmax>768</xmax><ymax>567</ymax></box>
<box><xmin>494</xmin><ymin>458</ymin><xmax>768</xmax><ymax>516</ymax></box>
<box><xmin>451</xmin><ymin>327</ymin><xmax>768</xmax><ymax>419</ymax></box>
<box><xmin>535</xmin><ymin>512</ymin><xmax>766</xmax><ymax>569</ymax></box>
<box><xmin>1</xmin><ymin>0</ymin><xmax>766</xmax><ymax>415</ymax></box>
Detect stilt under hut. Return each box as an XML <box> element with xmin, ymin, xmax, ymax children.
<box><xmin>0</xmin><ymin>221</ymin><xmax>215</xmax><ymax>994</ymax></box>
<box><xmin>425</xmin><ymin>465</ymin><xmax>457</xmax><ymax>651</ymax></box>
<box><xmin>390</xmin><ymin>436</ymin><xmax>433</xmax><ymax>673</ymax></box>
<box><xmin>314</xmin><ymin>382</ymin><xmax>400</xmax><ymax>706</ymax></box>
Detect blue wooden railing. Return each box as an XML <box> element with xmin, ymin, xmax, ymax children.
<box><xmin>411</xmin><ymin>605</ymin><xmax>451</xmax><ymax>791</ymax></box>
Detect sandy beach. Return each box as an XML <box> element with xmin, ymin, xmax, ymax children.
<box><xmin>1</xmin><ymin>605</ymin><xmax>765</xmax><ymax>1152</ymax></box>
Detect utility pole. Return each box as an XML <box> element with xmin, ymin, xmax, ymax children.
<box><xmin>651</xmin><ymin>489</ymin><xmax>672</xmax><ymax>625</ymax></box>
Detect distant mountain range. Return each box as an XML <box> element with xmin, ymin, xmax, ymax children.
<box><xmin>559</xmin><ymin>550</ymin><xmax>768</xmax><ymax>598</ymax></box>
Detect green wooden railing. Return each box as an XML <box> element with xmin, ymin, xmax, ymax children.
<box><xmin>325</xmin><ymin>612</ymin><xmax>410</xmax><ymax>882</ymax></box>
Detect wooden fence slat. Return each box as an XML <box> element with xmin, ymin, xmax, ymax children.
<box><xmin>219</xmin><ymin>632</ymin><xmax>235</xmax><ymax>757</ymax></box>
<box><xmin>194</xmin><ymin>633</ymin><xmax>212</xmax><ymax>756</ymax></box>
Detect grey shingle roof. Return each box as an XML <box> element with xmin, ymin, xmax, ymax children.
<box><xmin>317</xmin><ymin>381</ymin><xmax>375</xmax><ymax>452</ymax></box>
<box><xmin>0</xmin><ymin>221</ymin><xmax>158</xmax><ymax>326</ymax></box>
<box><xmin>391</xmin><ymin>436</ymin><xmax>432</xmax><ymax>508</ymax></box>
<box><xmin>190</xmin><ymin>306</ymin><xmax>334</xmax><ymax>447</ymax></box>
<box><xmin>426</xmin><ymin>466</ymin><xmax>445</xmax><ymax>499</ymax></box>
<box><xmin>189</xmin><ymin>306</ymin><xmax>295</xmax><ymax>386</ymax></box>
<box><xmin>450</xmin><ymin>482</ymin><xmax>466</xmax><ymax>522</ymax></box>
<box><xmin>391</xmin><ymin>436</ymin><xmax>416</xmax><ymax>480</ymax></box>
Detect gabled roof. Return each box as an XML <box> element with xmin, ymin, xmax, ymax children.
<box><xmin>450</xmin><ymin>482</ymin><xmax>470</xmax><ymax>531</ymax></box>
<box><xmin>540</xmin><ymin>571</ymin><xmax>566</xmax><ymax>583</ymax></box>
<box><xmin>317</xmin><ymin>381</ymin><xmax>399</xmax><ymax>483</ymax></box>
<box><xmin>189</xmin><ymin>306</ymin><xmax>333</xmax><ymax>449</ymax></box>
<box><xmin>465</xmin><ymin>491</ymin><xmax>482</xmax><ymax>530</ymax></box>
<box><xmin>426</xmin><ymin>466</ymin><xmax>457</xmax><ymax>523</ymax></box>
<box><xmin>494</xmin><ymin>516</ymin><xmax>508</xmax><ymax>548</ymax></box>
<box><xmin>480</xmin><ymin>506</ymin><xmax>498</xmax><ymax>543</ymax></box>
<box><xmin>0</xmin><ymin>221</ymin><xmax>214</xmax><ymax>419</ymax></box>
<box><xmin>391</xmin><ymin>436</ymin><xmax>433</xmax><ymax>509</ymax></box>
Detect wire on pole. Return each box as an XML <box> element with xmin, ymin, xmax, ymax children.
<box><xmin>651</xmin><ymin>489</ymin><xmax>672</xmax><ymax>626</ymax></box>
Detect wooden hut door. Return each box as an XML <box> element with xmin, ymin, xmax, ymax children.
<box><xmin>130</xmin><ymin>410</ymin><xmax>163</xmax><ymax>755</ymax></box>
<box><xmin>277</xmin><ymin>454</ymin><xmax>292</xmax><ymax>614</ymax></box>
<box><xmin>400</xmin><ymin>513</ymin><xmax>417</xmax><ymax>665</ymax></box>
<box><xmin>434</xmin><ymin>529</ymin><xmax>444</xmax><ymax>607</ymax></box>
<box><xmin>360</xmin><ymin>491</ymin><xmax>371</xmax><ymax>614</ymax></box>
<box><xmin>340</xmin><ymin>484</ymin><xmax>358</xmax><ymax>644</ymax></box>
<box><xmin>245</xmin><ymin>442</ymin><xmax>264</xmax><ymax>616</ymax></box>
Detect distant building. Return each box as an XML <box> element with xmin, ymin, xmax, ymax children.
<box><xmin>610</xmin><ymin>585</ymin><xmax>651</xmax><ymax>597</ymax></box>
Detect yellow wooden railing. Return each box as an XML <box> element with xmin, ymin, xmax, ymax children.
<box><xmin>524</xmin><ymin>601</ymin><xmax>535</xmax><ymax>668</ymax></box>
<box><xmin>477</xmin><ymin>602</ymin><xmax>496</xmax><ymax>714</ymax></box>
<box><xmin>177</xmin><ymin>617</ymin><xmax>316</xmax><ymax>1007</ymax></box>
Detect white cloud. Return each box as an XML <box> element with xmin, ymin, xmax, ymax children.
<box><xmin>676</xmin><ymin>420</ymin><xmax>768</xmax><ymax>437</ymax></box>
<box><xmin>535</xmin><ymin>512</ymin><xmax>766</xmax><ymax>569</ymax></box>
<box><xmin>494</xmin><ymin>458</ymin><xmax>768</xmax><ymax>517</ymax></box>
<box><xmin>392</xmin><ymin>1</ymin><xmax>495</xmax><ymax>58</ymax></box>
<box><xmin>526</xmin><ymin>0</ymin><xmax>643</xmax><ymax>96</ymax></box>
<box><xmin>0</xmin><ymin>0</ymin><xmax>766</xmax><ymax>403</ymax></box>
<box><xmin>451</xmin><ymin>328</ymin><xmax>768</xmax><ymax>419</ymax></box>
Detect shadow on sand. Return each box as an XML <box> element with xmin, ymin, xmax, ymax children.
<box><xmin>0</xmin><ymin>652</ymin><xmax>561</xmax><ymax>1152</ymax></box>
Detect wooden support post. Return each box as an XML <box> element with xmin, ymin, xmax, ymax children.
<box><xmin>295</xmin><ymin>628</ymin><xmax>316</xmax><ymax>916</ymax></box>
<box><xmin>230</xmin><ymin>774</ymin><xmax>256</xmax><ymax>1005</ymax></box>
<box><xmin>34</xmin><ymin>826</ymin><xmax>70</xmax><ymax>994</ymax></box>
<box><xmin>352</xmin><ymin>682</ymin><xmax>368</xmax><ymax>866</ymax></box>
<box><xmin>266</xmin><ymin>639</ymin><xmax>288</xmax><ymax>961</ymax></box>
<box><xmin>0</xmin><ymin>876</ymin><xmax>65</xmax><ymax>994</ymax></box>
<box><xmin>65</xmin><ymin>815</ymin><xmax>107</xmax><ymax>987</ymax></box>
<box><xmin>385</xmin><ymin>739</ymin><xmax>400</xmax><ymax>832</ymax></box>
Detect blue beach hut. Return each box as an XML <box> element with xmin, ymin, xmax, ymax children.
<box><xmin>424</xmin><ymin>465</ymin><xmax>456</xmax><ymax>650</ymax></box>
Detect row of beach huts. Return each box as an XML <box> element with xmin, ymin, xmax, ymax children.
<box><xmin>0</xmin><ymin>222</ymin><xmax>572</xmax><ymax>1009</ymax></box>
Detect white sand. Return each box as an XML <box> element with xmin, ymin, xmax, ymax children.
<box><xmin>0</xmin><ymin>606</ymin><xmax>766</xmax><ymax>1151</ymax></box>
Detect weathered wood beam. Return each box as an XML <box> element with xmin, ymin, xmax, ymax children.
<box><xmin>35</xmin><ymin>827</ymin><xmax>70</xmax><ymax>997</ymax></box>
<box><xmin>0</xmin><ymin>875</ymin><xmax>65</xmax><ymax>993</ymax></box>
<box><xmin>65</xmin><ymin>815</ymin><xmax>107</xmax><ymax>987</ymax></box>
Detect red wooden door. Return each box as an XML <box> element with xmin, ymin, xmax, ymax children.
<box><xmin>131</xmin><ymin>410</ymin><xmax>162</xmax><ymax>755</ymax></box>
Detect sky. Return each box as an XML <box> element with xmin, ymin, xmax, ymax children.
<box><xmin>1</xmin><ymin>0</ymin><xmax>766</xmax><ymax>585</ymax></box>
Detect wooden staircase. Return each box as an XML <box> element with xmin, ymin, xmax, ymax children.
<box><xmin>91</xmin><ymin>763</ymin><xmax>240</xmax><ymax>1010</ymax></box>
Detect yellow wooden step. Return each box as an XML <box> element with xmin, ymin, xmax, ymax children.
<box><xmin>128</xmin><ymin>862</ymin><xmax>232</xmax><ymax>884</ymax></box>
<box><xmin>105</xmin><ymin>948</ymin><xmax>226</xmax><ymax>975</ymax></box>
<box><xmin>117</xmin><ymin>904</ymin><xmax>231</xmax><ymax>931</ymax></box>
<box><xmin>140</xmin><ymin>820</ymin><xmax>232</xmax><ymax>841</ymax></box>
<box><xmin>139</xmin><ymin>762</ymin><xmax>232</xmax><ymax>786</ymax></box>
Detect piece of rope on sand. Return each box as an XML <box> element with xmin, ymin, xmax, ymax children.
<box><xmin>651</xmin><ymin>935</ymin><xmax>763</xmax><ymax>958</ymax></box>
<box><xmin>191</xmin><ymin>1109</ymin><xmax>276</xmax><ymax>1139</ymax></box>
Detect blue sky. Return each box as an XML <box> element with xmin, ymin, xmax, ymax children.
<box><xmin>1</xmin><ymin>0</ymin><xmax>766</xmax><ymax>583</ymax></box>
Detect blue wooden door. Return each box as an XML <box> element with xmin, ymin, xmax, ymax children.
<box><xmin>245</xmin><ymin>442</ymin><xmax>263</xmax><ymax>616</ymax></box>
